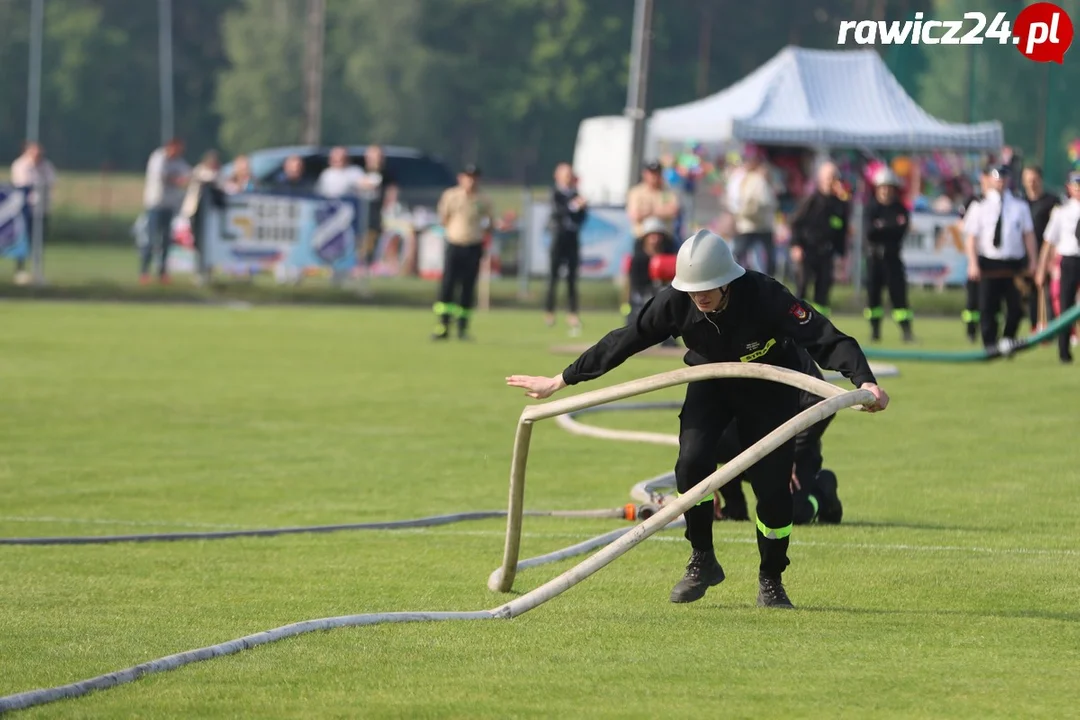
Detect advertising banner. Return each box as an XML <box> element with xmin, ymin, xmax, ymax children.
<box><xmin>0</xmin><ymin>186</ymin><xmax>29</xmax><ymax>260</ymax></box>
<box><xmin>202</xmin><ymin>193</ymin><xmax>366</xmax><ymax>278</ymax></box>
<box><xmin>900</xmin><ymin>210</ymin><xmax>968</xmax><ymax>288</ymax></box>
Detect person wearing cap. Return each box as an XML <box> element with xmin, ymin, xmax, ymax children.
<box><xmin>506</xmin><ymin>229</ymin><xmax>888</xmax><ymax>609</ymax></box>
<box><xmin>544</xmin><ymin>163</ymin><xmax>588</xmax><ymax>335</ymax></box>
<box><xmin>963</xmin><ymin>164</ymin><xmax>1037</xmax><ymax>353</ymax></box>
<box><xmin>864</xmin><ymin>167</ymin><xmax>914</xmax><ymax>343</ymax></box>
<box><xmin>713</xmin><ymin>346</ymin><xmax>843</xmax><ymax>526</ymax></box>
<box><xmin>790</xmin><ymin>161</ymin><xmax>850</xmax><ymax>317</ymax></box>
<box><xmin>1021</xmin><ymin>165</ymin><xmax>1061</xmax><ymax>331</ymax></box>
<box><xmin>433</xmin><ymin>165</ymin><xmax>494</xmax><ymax>340</ymax></box>
<box><xmin>958</xmin><ymin>168</ymin><xmax>990</xmax><ymax>342</ymax></box>
<box><xmin>1035</xmin><ymin>171</ymin><xmax>1080</xmax><ymax>363</ymax></box>
<box><xmin>626</xmin><ymin>161</ymin><xmax>680</xmax><ymax>239</ymax></box>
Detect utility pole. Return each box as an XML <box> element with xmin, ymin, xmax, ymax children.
<box><xmin>158</xmin><ymin>0</ymin><xmax>174</xmax><ymax>143</ymax></box>
<box><xmin>303</xmin><ymin>0</ymin><xmax>326</xmax><ymax>146</ymax></box>
<box><xmin>27</xmin><ymin>0</ymin><xmax>45</xmax><ymax>286</ymax></box>
<box><xmin>625</xmin><ymin>0</ymin><xmax>654</xmax><ymax>191</ymax></box>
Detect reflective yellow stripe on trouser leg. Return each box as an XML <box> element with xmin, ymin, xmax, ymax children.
<box><xmin>864</xmin><ymin>306</ymin><xmax>884</xmax><ymax>320</ymax></box>
<box><xmin>756</xmin><ymin>518</ymin><xmax>793</xmax><ymax>539</ymax></box>
<box><xmin>893</xmin><ymin>308</ymin><xmax>913</xmax><ymax>322</ymax></box>
<box><xmin>676</xmin><ymin>492</ymin><xmax>715</xmax><ymax>507</ymax></box>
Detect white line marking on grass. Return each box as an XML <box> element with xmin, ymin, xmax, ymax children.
<box><xmin>0</xmin><ymin>516</ymin><xmax>244</xmax><ymax>530</ymax></box>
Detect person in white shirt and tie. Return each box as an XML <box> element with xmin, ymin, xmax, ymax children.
<box><xmin>964</xmin><ymin>164</ymin><xmax>1037</xmax><ymax>353</ymax></box>
<box><xmin>1036</xmin><ymin>171</ymin><xmax>1080</xmax><ymax>364</ymax></box>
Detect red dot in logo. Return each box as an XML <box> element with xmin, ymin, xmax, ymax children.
<box><xmin>1013</xmin><ymin>2</ymin><xmax>1074</xmax><ymax>63</ymax></box>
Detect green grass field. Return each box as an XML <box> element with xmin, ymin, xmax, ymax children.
<box><xmin>2</xmin><ymin>302</ymin><xmax>1079</xmax><ymax>718</ymax></box>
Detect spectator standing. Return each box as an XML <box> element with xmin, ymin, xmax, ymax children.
<box><xmin>357</xmin><ymin>145</ymin><xmax>398</xmax><ymax>266</ymax></box>
<box><xmin>222</xmin><ymin>155</ymin><xmax>255</xmax><ymax>194</ymax></box>
<box><xmin>141</xmin><ymin>138</ymin><xmax>191</xmax><ymax>284</ymax></box>
<box><xmin>433</xmin><ymin>165</ymin><xmax>494</xmax><ymax>341</ymax></box>
<box><xmin>626</xmin><ymin>161</ymin><xmax>680</xmax><ymax>239</ymax></box>
<box><xmin>1021</xmin><ymin>166</ymin><xmax>1060</xmax><ymax>331</ymax></box>
<box><xmin>9</xmin><ymin>141</ymin><xmax>56</xmax><ymax>285</ymax></box>
<box><xmin>179</xmin><ymin>150</ymin><xmax>223</xmax><ymax>281</ymax></box>
<box><xmin>545</xmin><ymin>162</ymin><xmax>588</xmax><ymax>334</ymax></box>
<box><xmin>269</xmin><ymin>155</ymin><xmax>310</xmax><ymax>195</ymax></box>
<box><xmin>731</xmin><ymin>145</ymin><xmax>777</xmax><ymax>276</ymax></box>
<box><xmin>316</xmin><ymin>146</ymin><xmax>364</xmax><ymax>198</ymax></box>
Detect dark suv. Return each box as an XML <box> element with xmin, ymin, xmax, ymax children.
<box><xmin>238</xmin><ymin>145</ymin><xmax>457</xmax><ymax>209</ymax></box>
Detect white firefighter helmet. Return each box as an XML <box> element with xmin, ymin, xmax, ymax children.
<box><xmin>670</xmin><ymin>229</ymin><xmax>746</xmax><ymax>293</ymax></box>
<box><xmin>873</xmin><ymin>167</ymin><xmax>900</xmax><ymax>187</ymax></box>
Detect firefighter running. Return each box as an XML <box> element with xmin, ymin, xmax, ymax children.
<box><xmin>506</xmin><ymin>230</ymin><xmax>888</xmax><ymax>609</ymax></box>
<box><xmin>864</xmin><ymin>167</ymin><xmax>915</xmax><ymax>343</ymax></box>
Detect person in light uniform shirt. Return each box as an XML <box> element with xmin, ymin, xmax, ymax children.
<box><xmin>1036</xmin><ymin>171</ymin><xmax>1080</xmax><ymax>364</ymax></box>
<box><xmin>963</xmin><ymin>165</ymin><xmax>1037</xmax><ymax>352</ymax></box>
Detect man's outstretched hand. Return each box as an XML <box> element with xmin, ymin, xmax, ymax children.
<box><xmin>506</xmin><ymin>374</ymin><xmax>567</xmax><ymax>399</ymax></box>
<box><xmin>859</xmin><ymin>383</ymin><xmax>889</xmax><ymax>413</ymax></box>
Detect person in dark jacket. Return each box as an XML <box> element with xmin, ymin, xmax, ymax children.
<box><xmin>507</xmin><ymin>230</ymin><xmax>889</xmax><ymax>610</ymax></box>
<box><xmin>714</xmin><ymin>347</ymin><xmax>843</xmax><ymax>525</ymax></box>
<box><xmin>1021</xmin><ymin>165</ymin><xmax>1060</xmax><ymax>330</ymax></box>
<box><xmin>790</xmin><ymin>161</ymin><xmax>850</xmax><ymax>317</ymax></box>
<box><xmin>545</xmin><ymin>163</ymin><xmax>588</xmax><ymax>335</ymax></box>
<box><xmin>623</xmin><ymin>216</ymin><xmax>679</xmax><ymax>348</ymax></box>
<box><xmin>864</xmin><ymin>167</ymin><xmax>914</xmax><ymax>342</ymax></box>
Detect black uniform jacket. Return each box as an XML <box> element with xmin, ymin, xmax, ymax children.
<box><xmin>791</xmin><ymin>191</ymin><xmax>849</xmax><ymax>257</ymax></box>
<box><xmin>562</xmin><ymin>271</ymin><xmax>877</xmax><ymax>389</ymax></box>
<box><xmin>866</xmin><ymin>199</ymin><xmax>910</xmax><ymax>248</ymax></box>
<box><xmin>1026</xmin><ymin>191</ymin><xmax>1059</xmax><ymax>244</ymax></box>
<box><xmin>549</xmin><ymin>187</ymin><xmax>587</xmax><ymax>235</ymax></box>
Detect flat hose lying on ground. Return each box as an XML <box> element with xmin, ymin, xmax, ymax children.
<box><xmin>0</xmin><ymin>364</ymin><xmax>873</xmax><ymax>714</ymax></box>
<box><xmin>861</xmin><ymin>303</ymin><xmax>1080</xmax><ymax>362</ymax></box>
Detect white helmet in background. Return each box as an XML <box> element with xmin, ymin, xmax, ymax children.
<box><xmin>873</xmin><ymin>167</ymin><xmax>900</xmax><ymax>187</ymax></box>
<box><xmin>670</xmin><ymin>230</ymin><xmax>746</xmax><ymax>293</ymax></box>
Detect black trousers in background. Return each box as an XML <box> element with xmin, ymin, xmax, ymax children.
<box><xmin>977</xmin><ymin>257</ymin><xmax>1024</xmax><ymax>347</ymax></box>
<box><xmin>1058</xmin><ymin>256</ymin><xmax>1080</xmax><ymax>359</ymax></box>
<box><xmin>962</xmin><ymin>279</ymin><xmax>980</xmax><ymax>335</ymax></box>
<box><xmin>716</xmin><ymin>412</ymin><xmax>833</xmax><ymax>526</ymax></box>
<box><xmin>435</xmin><ymin>243</ymin><xmax>483</xmax><ymax>329</ymax></box>
<box><xmin>675</xmin><ymin>378</ymin><xmax>798</xmax><ymax>577</ymax></box>
<box><xmin>865</xmin><ymin>245</ymin><xmax>910</xmax><ymax>320</ymax></box>
<box><xmin>796</xmin><ymin>248</ymin><xmax>834</xmax><ymax>314</ymax></box>
<box><xmin>545</xmin><ymin>232</ymin><xmax>580</xmax><ymax>314</ymax></box>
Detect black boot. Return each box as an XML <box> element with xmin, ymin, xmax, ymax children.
<box><xmin>870</xmin><ymin>318</ymin><xmax>882</xmax><ymax>342</ymax></box>
<box><xmin>457</xmin><ymin>316</ymin><xmax>472</xmax><ymax>341</ymax></box>
<box><xmin>965</xmin><ymin>322</ymin><xmax>978</xmax><ymax>343</ymax></box>
<box><xmin>669</xmin><ymin>549</ymin><xmax>725</xmax><ymax>604</ymax></box>
<box><xmin>900</xmin><ymin>319</ymin><xmax>915</xmax><ymax>343</ymax></box>
<box><xmin>757</xmin><ymin>573</ymin><xmax>795</xmax><ymax>609</ymax></box>
<box><xmin>432</xmin><ymin>314</ymin><xmax>451</xmax><ymax>341</ymax></box>
<box><xmin>814</xmin><ymin>469</ymin><xmax>843</xmax><ymax>524</ymax></box>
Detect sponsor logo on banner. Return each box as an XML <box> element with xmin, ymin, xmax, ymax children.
<box><xmin>312</xmin><ymin>200</ymin><xmax>355</xmax><ymax>264</ymax></box>
<box><xmin>0</xmin><ymin>186</ymin><xmax>28</xmax><ymax>257</ymax></box>
<box><xmin>901</xmin><ymin>211</ymin><xmax>968</xmax><ymax>287</ymax></box>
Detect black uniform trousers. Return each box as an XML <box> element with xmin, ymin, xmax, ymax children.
<box><xmin>962</xmin><ymin>280</ymin><xmax>980</xmax><ymax>336</ymax></box>
<box><xmin>977</xmin><ymin>257</ymin><xmax>1024</xmax><ymax>347</ymax></box>
<box><xmin>435</xmin><ymin>242</ymin><xmax>483</xmax><ymax>330</ymax></box>
<box><xmin>675</xmin><ymin>377</ymin><xmax>798</xmax><ymax>578</ymax></box>
<box><xmin>716</xmin><ymin>413</ymin><xmax>833</xmax><ymax>526</ymax></box>
<box><xmin>545</xmin><ymin>231</ymin><xmax>580</xmax><ymax>314</ymax></box>
<box><xmin>865</xmin><ymin>244</ymin><xmax>910</xmax><ymax>319</ymax></box>
<box><xmin>796</xmin><ymin>247</ymin><xmax>834</xmax><ymax>313</ymax></box>
<box><xmin>1058</xmin><ymin>256</ymin><xmax>1080</xmax><ymax>359</ymax></box>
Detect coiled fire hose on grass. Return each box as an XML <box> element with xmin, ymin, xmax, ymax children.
<box><xmin>0</xmin><ymin>364</ymin><xmax>873</xmax><ymax>714</ymax></box>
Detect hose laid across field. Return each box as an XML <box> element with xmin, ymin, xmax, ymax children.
<box><xmin>0</xmin><ymin>364</ymin><xmax>873</xmax><ymax>714</ymax></box>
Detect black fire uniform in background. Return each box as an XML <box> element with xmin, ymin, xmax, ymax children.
<box><xmin>791</xmin><ymin>190</ymin><xmax>850</xmax><ymax>316</ymax></box>
<box><xmin>965</xmin><ymin>188</ymin><xmax>1035</xmax><ymax>349</ymax></box>
<box><xmin>545</xmin><ymin>185</ymin><xmax>587</xmax><ymax>317</ymax></box>
<box><xmin>433</xmin><ymin>180</ymin><xmax>494</xmax><ymax>340</ymax></box>
<box><xmin>1023</xmin><ymin>189</ymin><xmax>1060</xmax><ymax>329</ymax></box>
<box><xmin>626</xmin><ymin>235</ymin><xmax>677</xmax><ymax>323</ymax></box>
<box><xmin>715</xmin><ymin>347</ymin><xmax>842</xmax><ymax>525</ymax></box>
<box><xmin>560</xmin><ymin>272</ymin><xmax>876</xmax><ymax>580</ymax></box>
<box><xmin>958</xmin><ymin>195</ymin><xmax>981</xmax><ymax>342</ymax></box>
<box><xmin>864</xmin><ymin>196</ymin><xmax>914</xmax><ymax>342</ymax></box>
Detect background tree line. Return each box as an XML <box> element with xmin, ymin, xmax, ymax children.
<box><xmin>1</xmin><ymin>0</ymin><xmax>1078</xmax><ymax>184</ymax></box>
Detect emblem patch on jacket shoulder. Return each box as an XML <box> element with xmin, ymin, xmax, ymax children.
<box><xmin>790</xmin><ymin>302</ymin><xmax>811</xmax><ymax>324</ymax></box>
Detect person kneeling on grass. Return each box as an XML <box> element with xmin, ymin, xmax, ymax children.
<box><xmin>506</xmin><ymin>230</ymin><xmax>888</xmax><ymax>609</ymax></box>
<box><xmin>713</xmin><ymin>346</ymin><xmax>843</xmax><ymax>526</ymax></box>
